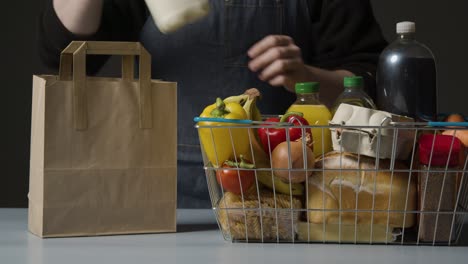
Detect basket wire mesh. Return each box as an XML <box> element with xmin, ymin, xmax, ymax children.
<box><xmin>195</xmin><ymin>119</ymin><xmax>468</xmax><ymax>246</ymax></box>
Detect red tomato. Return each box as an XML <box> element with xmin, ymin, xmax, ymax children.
<box><xmin>216</xmin><ymin>162</ymin><xmax>255</xmax><ymax>195</ymax></box>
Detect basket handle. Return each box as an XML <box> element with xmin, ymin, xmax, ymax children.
<box><xmin>58</xmin><ymin>41</ymin><xmax>152</xmax><ymax>130</ymax></box>
<box><xmin>428</xmin><ymin>122</ymin><xmax>468</xmax><ymax>127</ymax></box>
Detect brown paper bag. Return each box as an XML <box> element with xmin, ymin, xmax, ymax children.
<box><xmin>28</xmin><ymin>41</ymin><xmax>177</xmax><ymax>238</ymax></box>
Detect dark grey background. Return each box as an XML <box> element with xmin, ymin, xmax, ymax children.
<box><xmin>1</xmin><ymin>0</ymin><xmax>467</xmax><ymax>207</ymax></box>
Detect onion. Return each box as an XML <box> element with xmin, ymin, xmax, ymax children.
<box><xmin>271</xmin><ymin>135</ymin><xmax>315</xmax><ymax>183</ymax></box>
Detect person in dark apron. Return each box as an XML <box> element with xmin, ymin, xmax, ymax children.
<box><xmin>39</xmin><ymin>0</ymin><xmax>387</xmax><ymax>208</ymax></box>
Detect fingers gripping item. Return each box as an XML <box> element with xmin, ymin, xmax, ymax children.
<box><xmin>218</xmin><ymin>191</ymin><xmax>302</xmax><ymax>241</ymax></box>
<box><xmin>307</xmin><ymin>152</ymin><xmax>417</xmax><ymax>228</ymax></box>
<box><xmin>145</xmin><ymin>0</ymin><xmax>210</xmax><ymax>34</ymax></box>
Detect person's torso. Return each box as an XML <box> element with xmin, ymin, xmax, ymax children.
<box><xmin>140</xmin><ymin>0</ymin><xmax>321</xmax><ymax>161</ymax></box>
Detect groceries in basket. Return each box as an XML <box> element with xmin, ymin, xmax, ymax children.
<box><xmin>330</xmin><ymin>104</ymin><xmax>415</xmax><ymax>160</ymax></box>
<box><xmin>194</xmin><ymin>86</ymin><xmax>468</xmax><ymax>245</ymax></box>
<box><xmin>197</xmin><ymin>89</ymin><xmax>311</xmax><ymax>193</ymax></box>
<box><xmin>305</xmin><ymin>152</ymin><xmax>417</xmax><ymax>240</ymax></box>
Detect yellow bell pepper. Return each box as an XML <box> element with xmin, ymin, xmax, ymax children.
<box><xmin>199</xmin><ymin>98</ymin><xmax>251</xmax><ymax>167</ymax></box>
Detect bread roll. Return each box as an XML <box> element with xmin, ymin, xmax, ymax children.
<box><xmin>307</xmin><ymin>152</ymin><xmax>416</xmax><ymax>228</ymax></box>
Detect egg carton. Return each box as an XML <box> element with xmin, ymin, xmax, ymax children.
<box><xmin>330</xmin><ymin>104</ymin><xmax>415</xmax><ymax>160</ymax></box>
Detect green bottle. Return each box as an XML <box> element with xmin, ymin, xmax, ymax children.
<box><xmin>331</xmin><ymin>76</ymin><xmax>377</xmax><ymax>115</ymax></box>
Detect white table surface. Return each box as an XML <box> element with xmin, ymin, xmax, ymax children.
<box><xmin>1</xmin><ymin>209</ymin><xmax>467</xmax><ymax>264</ymax></box>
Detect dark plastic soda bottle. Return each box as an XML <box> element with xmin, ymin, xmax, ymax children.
<box><xmin>376</xmin><ymin>21</ymin><xmax>437</xmax><ymax>121</ymax></box>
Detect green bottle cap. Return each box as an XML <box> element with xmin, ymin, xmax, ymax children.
<box><xmin>344</xmin><ymin>76</ymin><xmax>364</xmax><ymax>88</ymax></box>
<box><xmin>295</xmin><ymin>82</ymin><xmax>319</xmax><ymax>94</ymax></box>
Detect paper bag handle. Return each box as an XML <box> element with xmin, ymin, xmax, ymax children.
<box><xmin>59</xmin><ymin>41</ymin><xmax>153</xmax><ymax>130</ymax></box>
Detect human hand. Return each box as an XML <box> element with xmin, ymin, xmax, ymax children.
<box><xmin>53</xmin><ymin>0</ymin><xmax>104</xmax><ymax>35</ymax></box>
<box><xmin>248</xmin><ymin>35</ymin><xmax>311</xmax><ymax>92</ymax></box>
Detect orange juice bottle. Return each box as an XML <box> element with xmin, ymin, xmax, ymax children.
<box><xmin>287</xmin><ymin>82</ymin><xmax>332</xmax><ymax>157</ymax></box>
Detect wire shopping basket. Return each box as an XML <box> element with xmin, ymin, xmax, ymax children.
<box><xmin>194</xmin><ymin>116</ymin><xmax>468</xmax><ymax>246</ymax></box>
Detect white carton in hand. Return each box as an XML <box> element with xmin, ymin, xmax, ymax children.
<box><xmin>330</xmin><ymin>104</ymin><xmax>415</xmax><ymax>160</ymax></box>
<box><xmin>145</xmin><ymin>0</ymin><xmax>210</xmax><ymax>34</ymax></box>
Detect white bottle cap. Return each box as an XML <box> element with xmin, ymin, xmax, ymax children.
<box><xmin>396</xmin><ymin>21</ymin><xmax>416</xmax><ymax>34</ymax></box>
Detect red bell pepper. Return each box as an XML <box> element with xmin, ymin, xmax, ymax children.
<box><xmin>258</xmin><ymin>112</ymin><xmax>311</xmax><ymax>155</ymax></box>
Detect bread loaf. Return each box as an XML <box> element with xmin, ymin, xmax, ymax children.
<box><xmin>307</xmin><ymin>152</ymin><xmax>417</xmax><ymax>228</ymax></box>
